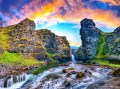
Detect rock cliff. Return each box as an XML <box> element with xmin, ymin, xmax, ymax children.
<box><xmin>75</xmin><ymin>18</ymin><xmax>120</xmax><ymax>61</ymax></box>
<box><xmin>36</xmin><ymin>29</ymin><xmax>71</xmax><ymax>61</ymax></box>
<box><xmin>0</xmin><ymin>18</ymin><xmax>70</xmax><ymax>62</ymax></box>
<box><xmin>75</xmin><ymin>18</ymin><xmax>101</xmax><ymax>60</ymax></box>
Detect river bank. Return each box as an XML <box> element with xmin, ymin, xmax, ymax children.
<box><xmin>1</xmin><ymin>55</ymin><xmax>120</xmax><ymax>89</ymax></box>
<box><xmin>0</xmin><ymin>62</ymin><xmax>48</xmax><ymax>78</ymax></box>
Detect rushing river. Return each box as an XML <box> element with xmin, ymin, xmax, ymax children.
<box><xmin>0</xmin><ymin>55</ymin><xmax>120</xmax><ymax>89</ymax></box>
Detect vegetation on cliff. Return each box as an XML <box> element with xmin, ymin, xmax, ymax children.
<box><xmin>0</xmin><ymin>18</ymin><xmax>71</xmax><ymax>69</ymax></box>
<box><xmin>0</xmin><ymin>26</ymin><xmax>45</xmax><ymax>66</ymax></box>
<box><xmin>95</xmin><ymin>32</ymin><xmax>110</xmax><ymax>59</ymax></box>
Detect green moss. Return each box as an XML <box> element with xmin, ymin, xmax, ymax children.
<box><xmin>95</xmin><ymin>32</ymin><xmax>110</xmax><ymax>59</ymax></box>
<box><xmin>91</xmin><ymin>59</ymin><xmax>120</xmax><ymax>68</ymax></box>
<box><xmin>32</xmin><ymin>62</ymin><xmax>58</xmax><ymax>75</ymax></box>
<box><xmin>0</xmin><ymin>51</ymin><xmax>44</xmax><ymax>66</ymax></box>
<box><xmin>115</xmin><ymin>37</ymin><xmax>120</xmax><ymax>43</ymax></box>
<box><xmin>0</xmin><ymin>26</ymin><xmax>45</xmax><ymax>66</ymax></box>
<box><xmin>48</xmin><ymin>52</ymin><xmax>56</xmax><ymax>60</ymax></box>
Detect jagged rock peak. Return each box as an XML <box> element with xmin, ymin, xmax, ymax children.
<box><xmin>81</xmin><ymin>18</ymin><xmax>95</xmax><ymax>28</ymax></box>
<box><xmin>17</xmin><ymin>18</ymin><xmax>35</xmax><ymax>30</ymax></box>
<box><xmin>18</xmin><ymin>18</ymin><xmax>35</xmax><ymax>26</ymax></box>
<box><xmin>114</xmin><ymin>26</ymin><xmax>120</xmax><ymax>33</ymax></box>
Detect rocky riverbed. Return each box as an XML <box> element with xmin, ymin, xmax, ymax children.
<box><xmin>0</xmin><ymin>62</ymin><xmax>47</xmax><ymax>78</ymax></box>
<box><xmin>0</xmin><ymin>60</ymin><xmax>120</xmax><ymax>89</ymax></box>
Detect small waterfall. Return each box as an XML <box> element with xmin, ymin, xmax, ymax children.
<box><xmin>0</xmin><ymin>72</ymin><xmax>32</xmax><ymax>89</ymax></box>
<box><xmin>72</xmin><ymin>54</ymin><xmax>76</xmax><ymax>62</ymax></box>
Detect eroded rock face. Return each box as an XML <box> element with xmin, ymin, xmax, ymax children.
<box><xmin>75</xmin><ymin>18</ymin><xmax>101</xmax><ymax>60</ymax></box>
<box><xmin>5</xmin><ymin>18</ymin><xmax>70</xmax><ymax>61</ymax></box>
<box><xmin>75</xmin><ymin>18</ymin><xmax>120</xmax><ymax>61</ymax></box>
<box><xmin>36</xmin><ymin>29</ymin><xmax>71</xmax><ymax>59</ymax></box>
<box><xmin>7</xmin><ymin>18</ymin><xmax>49</xmax><ymax>60</ymax></box>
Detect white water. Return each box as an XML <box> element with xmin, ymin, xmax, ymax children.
<box><xmin>0</xmin><ymin>73</ymin><xmax>33</xmax><ymax>89</ymax></box>
<box><xmin>0</xmin><ymin>61</ymin><xmax>112</xmax><ymax>89</ymax></box>
<box><xmin>72</xmin><ymin>55</ymin><xmax>76</xmax><ymax>63</ymax></box>
<box><xmin>26</xmin><ymin>64</ymin><xmax>111</xmax><ymax>89</ymax></box>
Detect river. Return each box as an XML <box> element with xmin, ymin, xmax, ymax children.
<box><xmin>0</xmin><ymin>55</ymin><xmax>120</xmax><ymax>89</ymax></box>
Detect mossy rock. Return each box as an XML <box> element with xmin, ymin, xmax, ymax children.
<box><xmin>76</xmin><ymin>72</ymin><xmax>85</xmax><ymax>79</ymax></box>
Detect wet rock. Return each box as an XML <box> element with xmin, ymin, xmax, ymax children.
<box><xmin>111</xmin><ymin>68</ymin><xmax>120</xmax><ymax>77</ymax></box>
<box><xmin>66</xmin><ymin>72</ymin><xmax>72</xmax><ymax>77</ymax></box>
<box><xmin>4</xmin><ymin>76</ymin><xmax>11</xmax><ymax>87</ymax></box>
<box><xmin>84</xmin><ymin>70</ymin><xmax>92</xmax><ymax>77</ymax></box>
<box><xmin>62</xmin><ymin>69</ymin><xmax>68</xmax><ymax>73</ymax></box>
<box><xmin>61</xmin><ymin>64</ymin><xmax>69</xmax><ymax>66</ymax></box>
<box><xmin>76</xmin><ymin>72</ymin><xmax>85</xmax><ymax>79</ymax></box>
<box><xmin>64</xmin><ymin>81</ymin><xmax>71</xmax><ymax>87</ymax></box>
<box><xmin>68</xmin><ymin>68</ymin><xmax>74</xmax><ymax>70</ymax></box>
<box><xmin>89</xmin><ymin>67</ymin><xmax>95</xmax><ymax>70</ymax></box>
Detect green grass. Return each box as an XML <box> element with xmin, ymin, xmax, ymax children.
<box><xmin>92</xmin><ymin>59</ymin><xmax>120</xmax><ymax>68</ymax></box>
<box><xmin>48</xmin><ymin>52</ymin><xmax>56</xmax><ymax>60</ymax></box>
<box><xmin>95</xmin><ymin>32</ymin><xmax>110</xmax><ymax>59</ymax></box>
<box><xmin>32</xmin><ymin>62</ymin><xmax>58</xmax><ymax>75</ymax></box>
<box><xmin>0</xmin><ymin>26</ymin><xmax>45</xmax><ymax>66</ymax></box>
<box><xmin>0</xmin><ymin>51</ymin><xmax>44</xmax><ymax>66</ymax></box>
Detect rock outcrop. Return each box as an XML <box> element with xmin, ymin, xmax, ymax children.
<box><xmin>75</xmin><ymin>18</ymin><xmax>101</xmax><ymax>60</ymax></box>
<box><xmin>0</xmin><ymin>18</ymin><xmax>70</xmax><ymax>61</ymax></box>
<box><xmin>75</xmin><ymin>18</ymin><xmax>120</xmax><ymax>61</ymax></box>
<box><xmin>36</xmin><ymin>29</ymin><xmax>71</xmax><ymax>61</ymax></box>
<box><xmin>7</xmin><ymin>18</ymin><xmax>49</xmax><ymax>61</ymax></box>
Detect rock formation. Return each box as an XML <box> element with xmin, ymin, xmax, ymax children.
<box><xmin>75</xmin><ymin>18</ymin><xmax>120</xmax><ymax>61</ymax></box>
<box><xmin>36</xmin><ymin>29</ymin><xmax>70</xmax><ymax>56</ymax></box>
<box><xmin>75</xmin><ymin>18</ymin><xmax>101</xmax><ymax>60</ymax></box>
<box><xmin>0</xmin><ymin>18</ymin><xmax>70</xmax><ymax>61</ymax></box>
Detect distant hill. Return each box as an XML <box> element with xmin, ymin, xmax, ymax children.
<box><xmin>70</xmin><ymin>46</ymin><xmax>79</xmax><ymax>49</ymax></box>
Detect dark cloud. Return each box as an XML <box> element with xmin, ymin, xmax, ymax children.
<box><xmin>59</xmin><ymin>7</ymin><xmax>66</xmax><ymax>16</ymax></box>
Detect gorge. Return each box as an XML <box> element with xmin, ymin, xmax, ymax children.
<box><xmin>1</xmin><ymin>18</ymin><xmax>120</xmax><ymax>89</ymax></box>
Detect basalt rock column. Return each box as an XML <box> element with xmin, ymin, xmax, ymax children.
<box><xmin>75</xmin><ymin>18</ymin><xmax>101</xmax><ymax>60</ymax></box>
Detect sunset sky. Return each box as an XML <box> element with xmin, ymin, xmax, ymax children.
<box><xmin>0</xmin><ymin>0</ymin><xmax>120</xmax><ymax>47</ymax></box>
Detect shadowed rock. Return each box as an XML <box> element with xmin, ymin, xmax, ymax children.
<box><xmin>75</xmin><ymin>18</ymin><xmax>101</xmax><ymax>60</ymax></box>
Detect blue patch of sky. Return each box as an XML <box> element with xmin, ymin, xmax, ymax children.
<box><xmin>35</xmin><ymin>22</ymin><xmax>81</xmax><ymax>44</ymax></box>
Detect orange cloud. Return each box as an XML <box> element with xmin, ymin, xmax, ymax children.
<box><xmin>4</xmin><ymin>0</ymin><xmax>120</xmax><ymax>30</ymax></box>
<box><xmin>97</xmin><ymin>0</ymin><xmax>120</xmax><ymax>6</ymax></box>
<box><xmin>69</xmin><ymin>41</ymin><xmax>81</xmax><ymax>47</ymax></box>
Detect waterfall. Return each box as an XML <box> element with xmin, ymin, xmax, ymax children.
<box><xmin>72</xmin><ymin>55</ymin><xmax>76</xmax><ymax>62</ymax></box>
<box><xmin>0</xmin><ymin>72</ymin><xmax>32</xmax><ymax>89</ymax></box>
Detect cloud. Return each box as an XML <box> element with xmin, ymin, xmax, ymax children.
<box><xmin>72</xmin><ymin>24</ymin><xmax>81</xmax><ymax>28</ymax></box>
<box><xmin>0</xmin><ymin>0</ymin><xmax>120</xmax><ymax>29</ymax></box>
<box><xmin>97</xmin><ymin>0</ymin><xmax>120</xmax><ymax>6</ymax></box>
<box><xmin>69</xmin><ymin>41</ymin><xmax>81</xmax><ymax>47</ymax></box>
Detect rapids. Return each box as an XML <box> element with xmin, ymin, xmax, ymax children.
<box><xmin>0</xmin><ymin>55</ymin><xmax>119</xmax><ymax>89</ymax></box>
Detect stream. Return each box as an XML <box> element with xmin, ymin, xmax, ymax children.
<box><xmin>0</xmin><ymin>55</ymin><xmax>120</xmax><ymax>89</ymax></box>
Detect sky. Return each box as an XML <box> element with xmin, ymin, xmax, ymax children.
<box><xmin>0</xmin><ymin>0</ymin><xmax>120</xmax><ymax>47</ymax></box>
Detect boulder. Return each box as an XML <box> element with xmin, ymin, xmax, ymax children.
<box><xmin>62</xmin><ymin>69</ymin><xmax>68</xmax><ymax>73</ymax></box>
<box><xmin>110</xmin><ymin>68</ymin><xmax>120</xmax><ymax>77</ymax></box>
<box><xmin>66</xmin><ymin>72</ymin><xmax>72</xmax><ymax>77</ymax></box>
<box><xmin>76</xmin><ymin>72</ymin><xmax>85</xmax><ymax>79</ymax></box>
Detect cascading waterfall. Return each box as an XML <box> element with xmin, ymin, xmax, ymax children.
<box><xmin>72</xmin><ymin>54</ymin><xmax>76</xmax><ymax>62</ymax></box>
<box><xmin>0</xmin><ymin>72</ymin><xmax>32</xmax><ymax>89</ymax></box>
<box><xmin>25</xmin><ymin>64</ymin><xmax>112</xmax><ymax>89</ymax></box>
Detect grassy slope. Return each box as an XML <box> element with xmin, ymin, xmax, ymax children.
<box><xmin>48</xmin><ymin>52</ymin><xmax>56</xmax><ymax>60</ymax></box>
<box><xmin>92</xmin><ymin>32</ymin><xmax>120</xmax><ymax>67</ymax></box>
<box><xmin>95</xmin><ymin>32</ymin><xmax>110</xmax><ymax>59</ymax></box>
<box><xmin>0</xmin><ymin>27</ymin><xmax>45</xmax><ymax>66</ymax></box>
<box><xmin>92</xmin><ymin>59</ymin><xmax>120</xmax><ymax>67</ymax></box>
